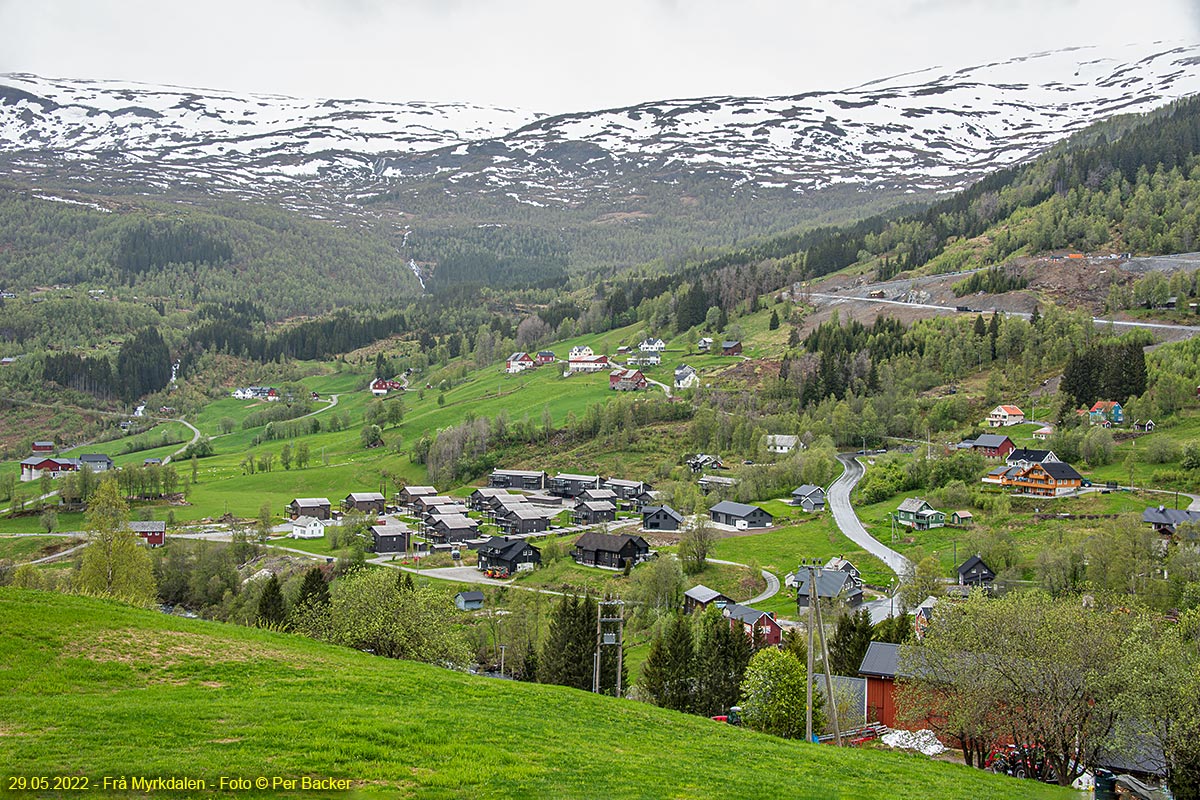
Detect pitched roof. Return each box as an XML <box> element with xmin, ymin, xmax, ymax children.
<box><xmin>573</xmin><ymin>532</ymin><xmax>648</xmax><ymax>553</ymax></box>
<box><xmin>684</xmin><ymin>584</ymin><xmax>727</xmax><ymax>604</ymax></box>
<box><xmin>291</xmin><ymin>497</ymin><xmax>331</xmax><ymax>506</ymax></box>
<box><xmin>766</xmin><ymin>434</ymin><xmax>799</xmax><ymax>447</ymax></box>
<box><xmin>791</xmin><ymin>484</ymin><xmax>824</xmax><ymax>498</ymax></box>
<box><xmin>859</xmin><ymin>641</ymin><xmax>900</xmax><ymax>678</ymax></box>
<box><xmin>346</xmin><ymin>492</ymin><xmax>385</xmax><ymax>502</ymax></box>
<box><xmin>995</xmin><ymin>405</ymin><xmax>1023</xmax><ymax>415</ymax></box>
<box><xmin>897</xmin><ymin>497</ymin><xmax>932</xmax><ymax>514</ymax></box>
<box><xmin>723</xmin><ymin>603</ymin><xmax>772</xmax><ymax>625</ymax></box>
<box><xmin>795</xmin><ymin>569</ymin><xmax>852</xmax><ymax>599</ymax></box>
<box><xmin>1141</xmin><ymin>506</ymin><xmax>1200</xmax><ymax>526</ymax></box>
<box><xmin>79</xmin><ymin>453</ymin><xmax>113</xmax><ymax>464</ymax></box>
<box><xmin>1091</xmin><ymin>400</ymin><xmax>1121</xmax><ymax>412</ymax></box>
<box><xmin>957</xmin><ymin>554</ymin><xmax>993</xmax><ymax>577</ymax></box>
<box><xmin>554</xmin><ymin>472</ymin><xmax>600</xmax><ymax>482</ymax></box>
<box><xmin>479</xmin><ymin>536</ymin><xmax>540</xmax><ymax>560</ymax></box>
<box><xmin>127</xmin><ymin>521</ymin><xmax>166</xmax><ymax>533</ymax></box>
<box><xmin>643</xmin><ymin>505</ymin><xmax>684</xmax><ymax>523</ymax></box>
<box><xmin>576</xmin><ymin>500</ymin><xmax>616</xmax><ymax>513</ymax></box>
<box><xmin>710</xmin><ymin>500</ymin><xmax>769</xmax><ymax>518</ymax></box>
<box><xmin>430</xmin><ymin>514</ymin><xmax>478</xmax><ymax>529</ymax></box>
<box><xmin>402</xmin><ymin>485</ymin><xmax>438</xmax><ymax>495</ymax></box>
<box><xmin>490</xmin><ymin>470</ymin><xmax>545</xmax><ymax>479</ymax></box>
<box><xmin>456</xmin><ymin>590</ymin><xmax>485</xmax><ymax>603</ymax></box>
<box><xmin>721</xmin><ymin>340</ymin><xmax>740</xmax><ymax>348</ymax></box>
<box><xmin>971</xmin><ymin>434</ymin><xmax>1012</xmax><ymax>449</ymax></box>
<box><xmin>1007</xmin><ymin>448</ymin><xmax>1054</xmax><ymax>463</ymax></box>
<box><xmin>1039</xmin><ymin>461</ymin><xmax>1083</xmax><ymax>481</ymax></box>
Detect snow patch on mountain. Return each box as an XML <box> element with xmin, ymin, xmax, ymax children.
<box><xmin>1</xmin><ymin>42</ymin><xmax>1198</xmax><ymax>207</ymax></box>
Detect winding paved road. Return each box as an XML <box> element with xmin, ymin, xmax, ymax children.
<box><xmin>710</xmin><ymin>557</ymin><xmax>780</xmax><ymax>605</ymax></box>
<box><xmin>829</xmin><ymin>454</ymin><xmax>911</xmax><ymax>578</ymax></box>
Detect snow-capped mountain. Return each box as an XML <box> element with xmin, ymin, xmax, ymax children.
<box><xmin>0</xmin><ymin>74</ymin><xmax>543</xmax><ymax>201</ymax></box>
<box><xmin>1</xmin><ymin>42</ymin><xmax>1199</xmax><ymax>207</ymax></box>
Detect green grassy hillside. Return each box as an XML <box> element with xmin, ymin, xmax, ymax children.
<box><xmin>0</xmin><ymin>589</ymin><xmax>1072</xmax><ymax>800</ymax></box>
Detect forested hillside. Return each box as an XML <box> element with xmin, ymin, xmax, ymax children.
<box><xmin>592</xmin><ymin>95</ymin><xmax>1200</xmax><ymax>319</ymax></box>
<box><xmin>0</xmin><ymin>188</ymin><xmax>417</xmax><ymax>316</ymax></box>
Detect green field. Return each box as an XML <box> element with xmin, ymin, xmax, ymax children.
<box><xmin>0</xmin><ymin>534</ymin><xmax>81</xmax><ymax>562</ymax></box>
<box><xmin>0</xmin><ymin>589</ymin><xmax>1073</xmax><ymax>800</ymax></box>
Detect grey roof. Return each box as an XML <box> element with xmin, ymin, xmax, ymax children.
<box><xmin>971</xmin><ymin>434</ymin><xmax>1012</xmax><ymax>449</ymax></box>
<box><xmin>684</xmin><ymin>584</ymin><xmax>727</xmax><ymax>604</ymax></box>
<box><xmin>127</xmin><ymin>521</ymin><xmax>166</xmax><ymax>533</ymax></box>
<box><xmin>554</xmin><ymin>472</ymin><xmax>600</xmax><ymax>482</ymax></box>
<box><xmin>767</xmin><ymin>435</ymin><xmax>799</xmax><ymax>447</ymax></box>
<box><xmin>491</xmin><ymin>469</ymin><xmax>545</xmax><ymax>479</ymax></box>
<box><xmin>403</xmin><ymin>485</ymin><xmax>438</xmax><ymax>495</ymax></box>
<box><xmin>291</xmin><ymin>497</ymin><xmax>331</xmax><ymax>507</ymax></box>
<box><xmin>795</xmin><ymin>569</ymin><xmax>853</xmax><ymax>599</ymax></box>
<box><xmin>859</xmin><ymin>641</ymin><xmax>900</xmax><ymax>678</ymax></box>
<box><xmin>79</xmin><ymin>453</ymin><xmax>113</xmax><ymax>465</ymax></box>
<box><xmin>470</xmin><ymin>488</ymin><xmax>511</xmax><ymax>497</ymax></box>
<box><xmin>456</xmin><ymin>590</ymin><xmax>485</xmax><ymax>603</ymax></box>
<box><xmin>709</xmin><ymin>500</ymin><xmax>769</xmax><ymax>518</ymax></box>
<box><xmin>1142</xmin><ymin>506</ymin><xmax>1200</xmax><ymax>526</ymax></box>
<box><xmin>699</xmin><ymin>475</ymin><xmax>738</xmax><ymax>486</ymax></box>
<box><xmin>643</xmin><ymin>505</ymin><xmax>684</xmax><ymax>523</ymax></box>
<box><xmin>722</xmin><ymin>340</ymin><xmax>740</xmax><ymax>348</ymax></box>
<box><xmin>502</xmin><ymin>506</ymin><xmax>555</xmax><ymax>521</ymax></box>
<box><xmin>604</xmin><ymin>478</ymin><xmax>648</xmax><ymax>490</ymax></box>
<box><xmin>581</xmin><ymin>488</ymin><xmax>618</xmax><ymax>500</ymax></box>
<box><xmin>723</xmin><ymin>602</ymin><xmax>770</xmax><ymax>625</ymax></box>
<box><xmin>431</xmin><ymin>514</ymin><xmax>477</xmax><ymax>529</ymax></box>
<box><xmin>791</xmin><ymin>484</ymin><xmax>824</xmax><ymax>499</ymax></box>
<box><xmin>576</xmin><ymin>500</ymin><xmax>616</xmax><ymax>513</ymax></box>
<box><xmin>897</xmin><ymin>497</ymin><xmax>933</xmax><ymax>514</ymax></box>
<box><xmin>346</xmin><ymin>492</ymin><xmax>385</xmax><ymax>502</ymax></box>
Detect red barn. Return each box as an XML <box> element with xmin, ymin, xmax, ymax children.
<box><xmin>31</xmin><ymin>441</ymin><xmax>54</xmax><ymax>453</ymax></box>
<box><xmin>859</xmin><ymin>641</ymin><xmax>901</xmax><ymax>727</ymax></box>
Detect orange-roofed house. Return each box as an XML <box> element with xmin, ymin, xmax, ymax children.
<box><xmin>987</xmin><ymin>405</ymin><xmax>1025</xmax><ymax>427</ymax></box>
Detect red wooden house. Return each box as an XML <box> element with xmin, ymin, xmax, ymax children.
<box><xmin>722</xmin><ymin>603</ymin><xmax>782</xmax><ymax>646</ymax></box>
<box><xmin>859</xmin><ymin>641</ymin><xmax>901</xmax><ymax>727</ymax></box>
<box><xmin>31</xmin><ymin>441</ymin><xmax>55</xmax><ymax>453</ymax></box>
<box><xmin>129</xmin><ymin>521</ymin><xmax>166</xmax><ymax>547</ymax></box>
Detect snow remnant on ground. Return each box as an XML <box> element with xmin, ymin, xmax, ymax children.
<box><xmin>881</xmin><ymin>729</ymin><xmax>946</xmax><ymax>757</ymax></box>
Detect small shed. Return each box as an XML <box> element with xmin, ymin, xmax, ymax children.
<box><xmin>454</xmin><ymin>591</ymin><xmax>485</xmax><ymax>611</ymax></box>
<box><xmin>949</xmin><ymin>510</ymin><xmax>974</xmax><ymax>527</ymax></box>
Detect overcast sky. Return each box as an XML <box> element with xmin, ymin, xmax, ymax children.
<box><xmin>1</xmin><ymin>0</ymin><xmax>1197</xmax><ymax>112</ymax></box>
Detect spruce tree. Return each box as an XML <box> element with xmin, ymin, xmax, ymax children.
<box><xmin>538</xmin><ymin>594</ymin><xmax>595</xmax><ymax>690</ymax></box>
<box><xmin>768</xmin><ymin>309</ymin><xmax>780</xmax><ymax>330</ymax></box>
<box><xmin>640</xmin><ymin>612</ymin><xmax>695</xmax><ymax>711</ymax></box>
<box><xmin>296</xmin><ymin>566</ymin><xmax>330</xmax><ymax>608</ymax></box>
<box><xmin>694</xmin><ymin>607</ymin><xmax>751</xmax><ymax>716</ymax></box>
<box><xmin>829</xmin><ymin>607</ymin><xmax>874</xmax><ymax>676</ymax></box>
<box><xmin>257</xmin><ymin>574</ymin><xmax>286</xmax><ymax>628</ymax></box>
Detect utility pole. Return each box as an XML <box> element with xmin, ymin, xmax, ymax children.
<box><xmin>803</xmin><ymin>560</ymin><xmax>816</xmax><ymax>743</ymax></box>
<box><xmin>813</xmin><ymin>578</ymin><xmax>842</xmax><ymax>747</ymax></box>
<box><xmin>499</xmin><ymin>644</ymin><xmax>506</xmax><ymax>678</ymax></box>
<box><xmin>594</xmin><ymin>597</ymin><xmax>625</xmax><ymax>696</ymax></box>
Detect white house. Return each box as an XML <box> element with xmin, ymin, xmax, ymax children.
<box><xmin>290</xmin><ymin>516</ymin><xmax>326</xmax><ymax>539</ymax></box>
<box><xmin>697</xmin><ymin>337</ymin><xmax>714</xmax><ymax>352</ymax></box>
<box><xmin>674</xmin><ymin>364</ymin><xmax>699</xmax><ymax>390</ymax></box>
<box><xmin>505</xmin><ymin>352</ymin><xmax>535</xmax><ymax>374</ymax></box>
<box><xmin>232</xmin><ymin>388</ymin><xmax>254</xmax><ymax>400</ymax></box>
<box><xmin>766</xmin><ymin>434</ymin><xmax>801</xmax><ymax>454</ymax></box>
<box><xmin>639</xmin><ymin>338</ymin><xmax>666</xmax><ymax>353</ymax></box>
<box><xmin>987</xmin><ymin>405</ymin><xmax>1025</xmax><ymax>427</ymax></box>
<box><xmin>567</xmin><ymin>354</ymin><xmax>610</xmax><ymax>373</ymax></box>
<box><xmin>1032</xmin><ymin>425</ymin><xmax>1053</xmax><ymax>441</ymax></box>
<box><xmin>569</xmin><ymin>345</ymin><xmax>594</xmax><ymax>359</ymax></box>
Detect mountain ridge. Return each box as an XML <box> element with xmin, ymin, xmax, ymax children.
<box><xmin>2</xmin><ymin>41</ymin><xmax>1199</xmax><ymax>213</ymax></box>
